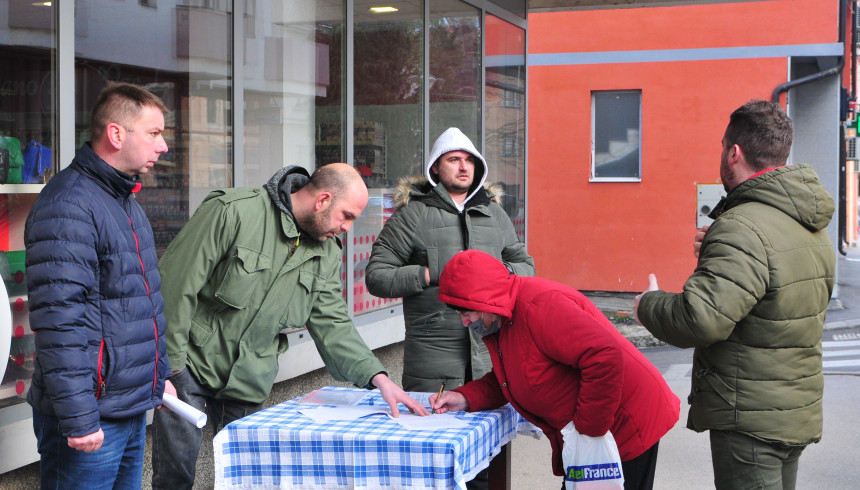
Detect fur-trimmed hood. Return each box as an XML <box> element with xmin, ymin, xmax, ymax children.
<box><xmin>392</xmin><ymin>175</ymin><xmax>503</xmax><ymax>210</ymax></box>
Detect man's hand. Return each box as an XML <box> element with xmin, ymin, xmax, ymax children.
<box><xmin>67</xmin><ymin>429</ymin><xmax>104</xmax><ymax>453</ymax></box>
<box><xmin>430</xmin><ymin>390</ymin><xmax>468</xmax><ymax>414</ymax></box>
<box><xmin>425</xmin><ymin>267</ymin><xmax>430</xmax><ymax>285</ymax></box>
<box><xmin>158</xmin><ymin>379</ymin><xmax>177</xmax><ymax>411</ymax></box>
<box><xmin>633</xmin><ymin>274</ymin><xmax>660</xmax><ymax>324</ymax></box>
<box><xmin>372</xmin><ymin>373</ymin><xmax>430</xmax><ymax>417</ymax></box>
<box><xmin>694</xmin><ymin>224</ymin><xmax>710</xmax><ymax>258</ymax></box>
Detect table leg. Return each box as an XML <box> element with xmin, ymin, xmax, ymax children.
<box><xmin>487</xmin><ymin>442</ymin><xmax>511</xmax><ymax>490</ymax></box>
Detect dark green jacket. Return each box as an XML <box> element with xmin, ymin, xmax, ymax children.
<box><xmin>366</xmin><ymin>176</ymin><xmax>535</xmax><ymax>392</ymax></box>
<box><xmin>638</xmin><ymin>164</ymin><xmax>835</xmax><ymax>445</ymax></box>
<box><xmin>160</xmin><ymin>172</ymin><xmax>384</xmax><ymax>404</ymax></box>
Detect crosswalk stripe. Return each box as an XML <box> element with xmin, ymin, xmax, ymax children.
<box><xmin>822</xmin><ymin>340</ymin><xmax>860</xmax><ymax>348</ymax></box>
<box><xmin>823</xmin><ymin>349</ymin><xmax>860</xmax><ymax>357</ymax></box>
<box><xmin>823</xmin><ymin>359</ymin><xmax>860</xmax><ymax>368</ymax></box>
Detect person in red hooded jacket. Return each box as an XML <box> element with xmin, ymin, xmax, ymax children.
<box><xmin>432</xmin><ymin>250</ymin><xmax>679</xmax><ymax>490</ymax></box>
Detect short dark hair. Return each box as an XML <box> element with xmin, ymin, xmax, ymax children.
<box><xmin>724</xmin><ymin>99</ymin><xmax>793</xmax><ymax>171</ymax></box>
<box><xmin>91</xmin><ymin>82</ymin><xmax>168</xmax><ymax>143</ymax></box>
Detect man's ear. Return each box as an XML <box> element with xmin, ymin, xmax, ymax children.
<box><xmin>728</xmin><ymin>144</ymin><xmax>743</xmax><ymax>165</ymax></box>
<box><xmin>430</xmin><ymin>162</ymin><xmax>438</xmax><ymax>176</ymax></box>
<box><xmin>105</xmin><ymin>122</ymin><xmax>125</xmax><ymax>150</ymax></box>
<box><xmin>315</xmin><ymin>191</ymin><xmax>333</xmax><ymax>211</ymax></box>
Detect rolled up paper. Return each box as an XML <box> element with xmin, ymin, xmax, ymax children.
<box><xmin>162</xmin><ymin>392</ymin><xmax>207</xmax><ymax>428</ymax></box>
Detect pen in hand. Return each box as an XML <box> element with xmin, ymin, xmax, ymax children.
<box><xmin>432</xmin><ymin>383</ymin><xmax>445</xmax><ymax>414</ymax></box>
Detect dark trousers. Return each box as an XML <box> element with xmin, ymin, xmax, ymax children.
<box><xmin>151</xmin><ymin>368</ymin><xmax>263</xmax><ymax>490</ymax></box>
<box><xmin>561</xmin><ymin>441</ymin><xmax>660</xmax><ymax>490</ymax></box>
<box><xmin>710</xmin><ymin>430</ymin><xmax>805</xmax><ymax>490</ymax></box>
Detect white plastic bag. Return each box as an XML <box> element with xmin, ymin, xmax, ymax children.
<box><xmin>561</xmin><ymin>421</ymin><xmax>624</xmax><ymax>489</ymax></box>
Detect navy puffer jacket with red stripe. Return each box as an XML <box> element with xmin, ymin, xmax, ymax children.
<box><xmin>25</xmin><ymin>143</ymin><xmax>170</xmax><ymax>438</ymax></box>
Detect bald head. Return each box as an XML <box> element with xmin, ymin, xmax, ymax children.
<box><xmin>292</xmin><ymin>163</ymin><xmax>368</xmax><ymax>242</ymax></box>
<box><xmin>306</xmin><ymin>163</ymin><xmax>367</xmax><ymax>199</ymax></box>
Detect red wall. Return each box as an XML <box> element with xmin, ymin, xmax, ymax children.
<box><xmin>527</xmin><ymin>0</ymin><xmax>838</xmax><ymax>292</ymax></box>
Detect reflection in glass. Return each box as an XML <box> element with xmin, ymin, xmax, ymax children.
<box><xmin>429</xmin><ymin>1</ymin><xmax>480</xmax><ymax>146</ymax></box>
<box><xmin>485</xmin><ymin>15</ymin><xmax>525</xmax><ymax>238</ymax></box>
<box><xmin>352</xmin><ymin>1</ymin><xmax>424</xmax><ymax>315</ymax></box>
<box><xmin>354</xmin><ymin>1</ymin><xmax>423</xmax><ymax>188</ymax></box>
<box><xmin>245</xmin><ymin>1</ymin><xmax>344</xmax><ymax>187</ymax></box>
<box><xmin>0</xmin><ymin>0</ymin><xmax>57</xmax><ymax>407</ymax></box>
<box><xmin>75</xmin><ymin>1</ymin><xmax>233</xmax><ymax>255</ymax></box>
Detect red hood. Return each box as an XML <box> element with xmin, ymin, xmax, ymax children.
<box><xmin>438</xmin><ymin>250</ymin><xmax>518</xmax><ymax>318</ymax></box>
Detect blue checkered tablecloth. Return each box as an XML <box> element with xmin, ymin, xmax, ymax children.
<box><xmin>213</xmin><ymin>386</ymin><xmax>528</xmax><ymax>489</ymax></box>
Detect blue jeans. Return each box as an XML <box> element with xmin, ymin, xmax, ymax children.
<box><xmin>151</xmin><ymin>368</ymin><xmax>263</xmax><ymax>490</ymax></box>
<box><xmin>32</xmin><ymin>408</ymin><xmax>146</xmax><ymax>490</ymax></box>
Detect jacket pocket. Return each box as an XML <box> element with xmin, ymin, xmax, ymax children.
<box><xmin>95</xmin><ymin>339</ymin><xmax>109</xmax><ymax>398</ymax></box>
<box><xmin>279</xmin><ymin>269</ymin><xmax>320</xmax><ymax>327</ymax></box>
<box><xmin>190</xmin><ymin>317</ymin><xmax>215</xmax><ymax>348</ymax></box>
<box><xmin>693</xmin><ymin>367</ymin><xmax>736</xmax><ymax>407</ymax></box>
<box><xmin>214</xmin><ymin>246</ymin><xmax>271</xmax><ymax>309</ymax></box>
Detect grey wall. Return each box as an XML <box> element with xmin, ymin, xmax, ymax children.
<box><xmin>788</xmin><ymin>59</ymin><xmax>842</xmax><ymax>292</ymax></box>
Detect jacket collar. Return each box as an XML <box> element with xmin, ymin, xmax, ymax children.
<box><xmin>70</xmin><ymin>143</ymin><xmax>139</xmax><ymax>199</ymax></box>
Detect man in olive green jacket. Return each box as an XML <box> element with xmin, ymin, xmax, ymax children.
<box><xmin>634</xmin><ymin>100</ymin><xmax>835</xmax><ymax>490</ymax></box>
<box><xmin>152</xmin><ymin>163</ymin><xmax>427</xmax><ymax>490</ymax></box>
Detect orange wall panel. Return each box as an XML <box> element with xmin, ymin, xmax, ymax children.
<box><xmin>528</xmin><ymin>57</ymin><xmax>787</xmax><ymax>292</ymax></box>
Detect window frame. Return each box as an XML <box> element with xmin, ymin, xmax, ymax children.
<box><xmin>590</xmin><ymin>89</ymin><xmax>642</xmax><ymax>183</ymax></box>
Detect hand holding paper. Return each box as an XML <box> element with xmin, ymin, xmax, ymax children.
<box><xmin>162</xmin><ymin>393</ymin><xmax>207</xmax><ymax>428</ymax></box>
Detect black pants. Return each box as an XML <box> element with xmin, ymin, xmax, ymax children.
<box><xmin>561</xmin><ymin>441</ymin><xmax>660</xmax><ymax>490</ymax></box>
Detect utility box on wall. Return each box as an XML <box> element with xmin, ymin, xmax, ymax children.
<box><xmin>697</xmin><ymin>183</ymin><xmax>726</xmax><ymax>228</ymax></box>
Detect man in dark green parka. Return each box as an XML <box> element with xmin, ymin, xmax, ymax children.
<box><xmin>633</xmin><ymin>100</ymin><xmax>835</xmax><ymax>490</ymax></box>
<box><xmin>366</xmin><ymin>128</ymin><xmax>535</xmax><ymax>490</ymax></box>
<box><xmin>367</xmin><ymin>128</ymin><xmax>535</xmax><ymax>394</ymax></box>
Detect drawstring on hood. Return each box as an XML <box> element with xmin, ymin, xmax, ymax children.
<box><xmin>265</xmin><ymin>165</ymin><xmax>311</xmax><ymax>217</ymax></box>
<box><xmin>426</xmin><ymin>128</ymin><xmax>488</xmax><ymax>205</ymax></box>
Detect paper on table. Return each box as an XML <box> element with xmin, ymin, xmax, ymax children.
<box><xmin>298</xmin><ymin>389</ymin><xmax>370</xmax><ymax>406</ymax></box>
<box><xmin>392</xmin><ymin>412</ymin><xmax>469</xmax><ymax>430</ymax></box>
<box><xmin>299</xmin><ymin>406</ymin><xmax>390</xmax><ymax>423</ymax></box>
<box><xmin>162</xmin><ymin>393</ymin><xmax>207</xmax><ymax>428</ymax></box>
<box><xmin>298</xmin><ymin>405</ymin><xmax>469</xmax><ymax>431</ymax></box>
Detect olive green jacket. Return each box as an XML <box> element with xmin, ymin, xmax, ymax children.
<box><xmin>159</xmin><ymin>182</ymin><xmax>384</xmax><ymax>404</ymax></box>
<box><xmin>638</xmin><ymin>164</ymin><xmax>835</xmax><ymax>445</ymax></box>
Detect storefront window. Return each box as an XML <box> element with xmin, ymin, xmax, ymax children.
<box><xmin>429</xmin><ymin>1</ymin><xmax>481</xmax><ymax>144</ymax></box>
<box><xmin>485</xmin><ymin>14</ymin><xmax>526</xmax><ymax>238</ymax></box>
<box><xmin>245</xmin><ymin>1</ymin><xmax>344</xmax><ymax>187</ymax></box>
<box><xmin>0</xmin><ymin>0</ymin><xmax>58</xmax><ymax>409</ymax></box>
<box><xmin>75</xmin><ymin>1</ymin><xmax>233</xmax><ymax>253</ymax></box>
<box><xmin>351</xmin><ymin>1</ymin><xmax>424</xmax><ymax>315</ymax></box>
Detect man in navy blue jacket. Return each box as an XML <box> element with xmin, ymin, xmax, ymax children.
<box><xmin>25</xmin><ymin>83</ymin><xmax>175</xmax><ymax>489</ymax></box>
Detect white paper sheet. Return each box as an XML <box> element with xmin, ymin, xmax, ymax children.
<box><xmin>297</xmin><ymin>405</ymin><xmax>469</xmax><ymax>430</ymax></box>
<box><xmin>391</xmin><ymin>412</ymin><xmax>469</xmax><ymax>430</ymax></box>
<box><xmin>162</xmin><ymin>392</ymin><xmax>207</xmax><ymax>428</ymax></box>
<box><xmin>298</xmin><ymin>389</ymin><xmax>370</xmax><ymax>406</ymax></box>
<box><xmin>298</xmin><ymin>406</ymin><xmax>390</xmax><ymax>423</ymax></box>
